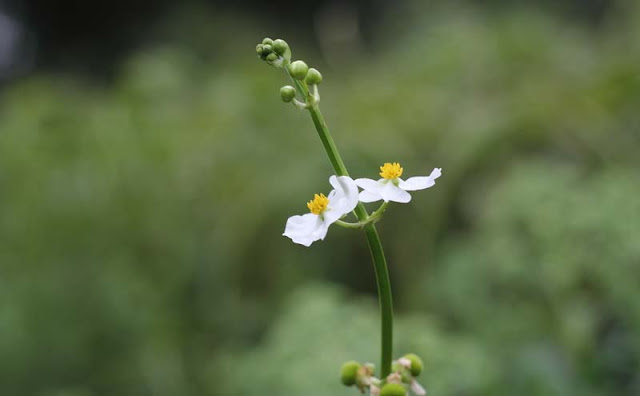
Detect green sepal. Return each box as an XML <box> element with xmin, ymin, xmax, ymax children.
<box><xmin>273</xmin><ymin>39</ymin><xmax>291</xmax><ymax>62</ymax></box>
<box><xmin>265</xmin><ymin>53</ymin><xmax>278</xmax><ymax>62</ymax></box>
<box><xmin>340</xmin><ymin>361</ymin><xmax>361</xmax><ymax>386</ymax></box>
<box><xmin>289</xmin><ymin>60</ymin><xmax>309</xmax><ymax>80</ymax></box>
<box><xmin>305</xmin><ymin>68</ymin><xmax>323</xmax><ymax>85</ymax></box>
<box><xmin>403</xmin><ymin>353</ymin><xmax>424</xmax><ymax>377</ymax></box>
<box><xmin>380</xmin><ymin>383</ymin><xmax>407</xmax><ymax>396</ymax></box>
<box><xmin>273</xmin><ymin>39</ymin><xmax>288</xmax><ymax>55</ymax></box>
<box><xmin>280</xmin><ymin>86</ymin><xmax>296</xmax><ymax>102</ymax></box>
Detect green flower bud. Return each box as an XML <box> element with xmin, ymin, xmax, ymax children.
<box><xmin>262</xmin><ymin>37</ymin><xmax>273</xmax><ymax>46</ymax></box>
<box><xmin>304</xmin><ymin>68</ymin><xmax>323</xmax><ymax>85</ymax></box>
<box><xmin>340</xmin><ymin>361</ymin><xmax>361</xmax><ymax>386</ymax></box>
<box><xmin>380</xmin><ymin>383</ymin><xmax>407</xmax><ymax>396</ymax></box>
<box><xmin>403</xmin><ymin>353</ymin><xmax>424</xmax><ymax>377</ymax></box>
<box><xmin>391</xmin><ymin>362</ymin><xmax>401</xmax><ymax>373</ymax></box>
<box><xmin>266</xmin><ymin>53</ymin><xmax>278</xmax><ymax>62</ymax></box>
<box><xmin>289</xmin><ymin>60</ymin><xmax>309</xmax><ymax>80</ymax></box>
<box><xmin>256</xmin><ymin>44</ymin><xmax>264</xmax><ymax>55</ymax></box>
<box><xmin>262</xmin><ymin>44</ymin><xmax>273</xmax><ymax>54</ymax></box>
<box><xmin>273</xmin><ymin>39</ymin><xmax>289</xmax><ymax>55</ymax></box>
<box><xmin>280</xmin><ymin>86</ymin><xmax>296</xmax><ymax>102</ymax></box>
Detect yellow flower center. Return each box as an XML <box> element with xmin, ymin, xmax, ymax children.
<box><xmin>307</xmin><ymin>193</ymin><xmax>329</xmax><ymax>215</ymax></box>
<box><xmin>379</xmin><ymin>162</ymin><xmax>403</xmax><ymax>179</ymax></box>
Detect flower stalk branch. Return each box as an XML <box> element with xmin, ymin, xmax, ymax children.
<box><xmin>335</xmin><ymin>202</ymin><xmax>390</xmax><ymax>229</ymax></box>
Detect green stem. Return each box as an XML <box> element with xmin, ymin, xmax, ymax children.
<box><xmin>363</xmin><ymin>223</ymin><xmax>394</xmax><ymax>378</ymax></box>
<box><xmin>308</xmin><ymin>104</ymin><xmax>349</xmax><ymax>178</ymax></box>
<box><xmin>286</xmin><ymin>65</ymin><xmax>394</xmax><ymax>377</ymax></box>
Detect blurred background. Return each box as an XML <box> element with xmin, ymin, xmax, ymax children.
<box><xmin>1</xmin><ymin>0</ymin><xmax>639</xmax><ymax>395</ymax></box>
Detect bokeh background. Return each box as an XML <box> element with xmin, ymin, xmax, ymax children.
<box><xmin>1</xmin><ymin>0</ymin><xmax>639</xmax><ymax>395</ymax></box>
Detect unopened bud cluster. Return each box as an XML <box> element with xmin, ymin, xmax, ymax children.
<box><xmin>256</xmin><ymin>38</ymin><xmax>291</xmax><ymax>67</ymax></box>
<box><xmin>256</xmin><ymin>37</ymin><xmax>324</xmax><ymax>108</ymax></box>
<box><xmin>340</xmin><ymin>354</ymin><xmax>426</xmax><ymax>396</ymax></box>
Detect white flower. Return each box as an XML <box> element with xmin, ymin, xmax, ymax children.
<box><xmin>355</xmin><ymin>162</ymin><xmax>441</xmax><ymax>203</ymax></box>
<box><xmin>283</xmin><ymin>175</ymin><xmax>359</xmax><ymax>246</ymax></box>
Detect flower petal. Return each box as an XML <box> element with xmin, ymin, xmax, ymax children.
<box><xmin>380</xmin><ymin>182</ymin><xmax>412</xmax><ymax>203</ymax></box>
<box><xmin>359</xmin><ymin>189</ymin><xmax>382</xmax><ymax>203</ymax></box>
<box><xmin>355</xmin><ymin>178</ymin><xmax>385</xmax><ymax>193</ymax></box>
<box><xmin>398</xmin><ymin>167</ymin><xmax>442</xmax><ymax>191</ymax></box>
<box><xmin>324</xmin><ymin>176</ymin><xmax>359</xmax><ymax>224</ymax></box>
<box><xmin>283</xmin><ymin>213</ymin><xmax>329</xmax><ymax>246</ymax></box>
<box><xmin>411</xmin><ymin>380</ymin><xmax>427</xmax><ymax>396</ymax></box>
<box><xmin>356</xmin><ymin>178</ymin><xmax>389</xmax><ymax>203</ymax></box>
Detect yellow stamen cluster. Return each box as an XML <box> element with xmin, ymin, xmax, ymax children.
<box><xmin>307</xmin><ymin>193</ymin><xmax>329</xmax><ymax>215</ymax></box>
<box><xmin>379</xmin><ymin>162</ymin><xmax>403</xmax><ymax>179</ymax></box>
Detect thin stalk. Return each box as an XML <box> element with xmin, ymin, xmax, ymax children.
<box><xmin>335</xmin><ymin>220</ymin><xmax>365</xmax><ymax>229</ymax></box>
<box><xmin>335</xmin><ymin>202</ymin><xmax>390</xmax><ymax>229</ymax></box>
<box><xmin>286</xmin><ymin>66</ymin><xmax>394</xmax><ymax>377</ymax></box>
<box><xmin>363</xmin><ymin>223</ymin><xmax>394</xmax><ymax>378</ymax></box>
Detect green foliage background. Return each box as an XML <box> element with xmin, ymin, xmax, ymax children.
<box><xmin>1</xmin><ymin>2</ymin><xmax>639</xmax><ymax>395</ymax></box>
